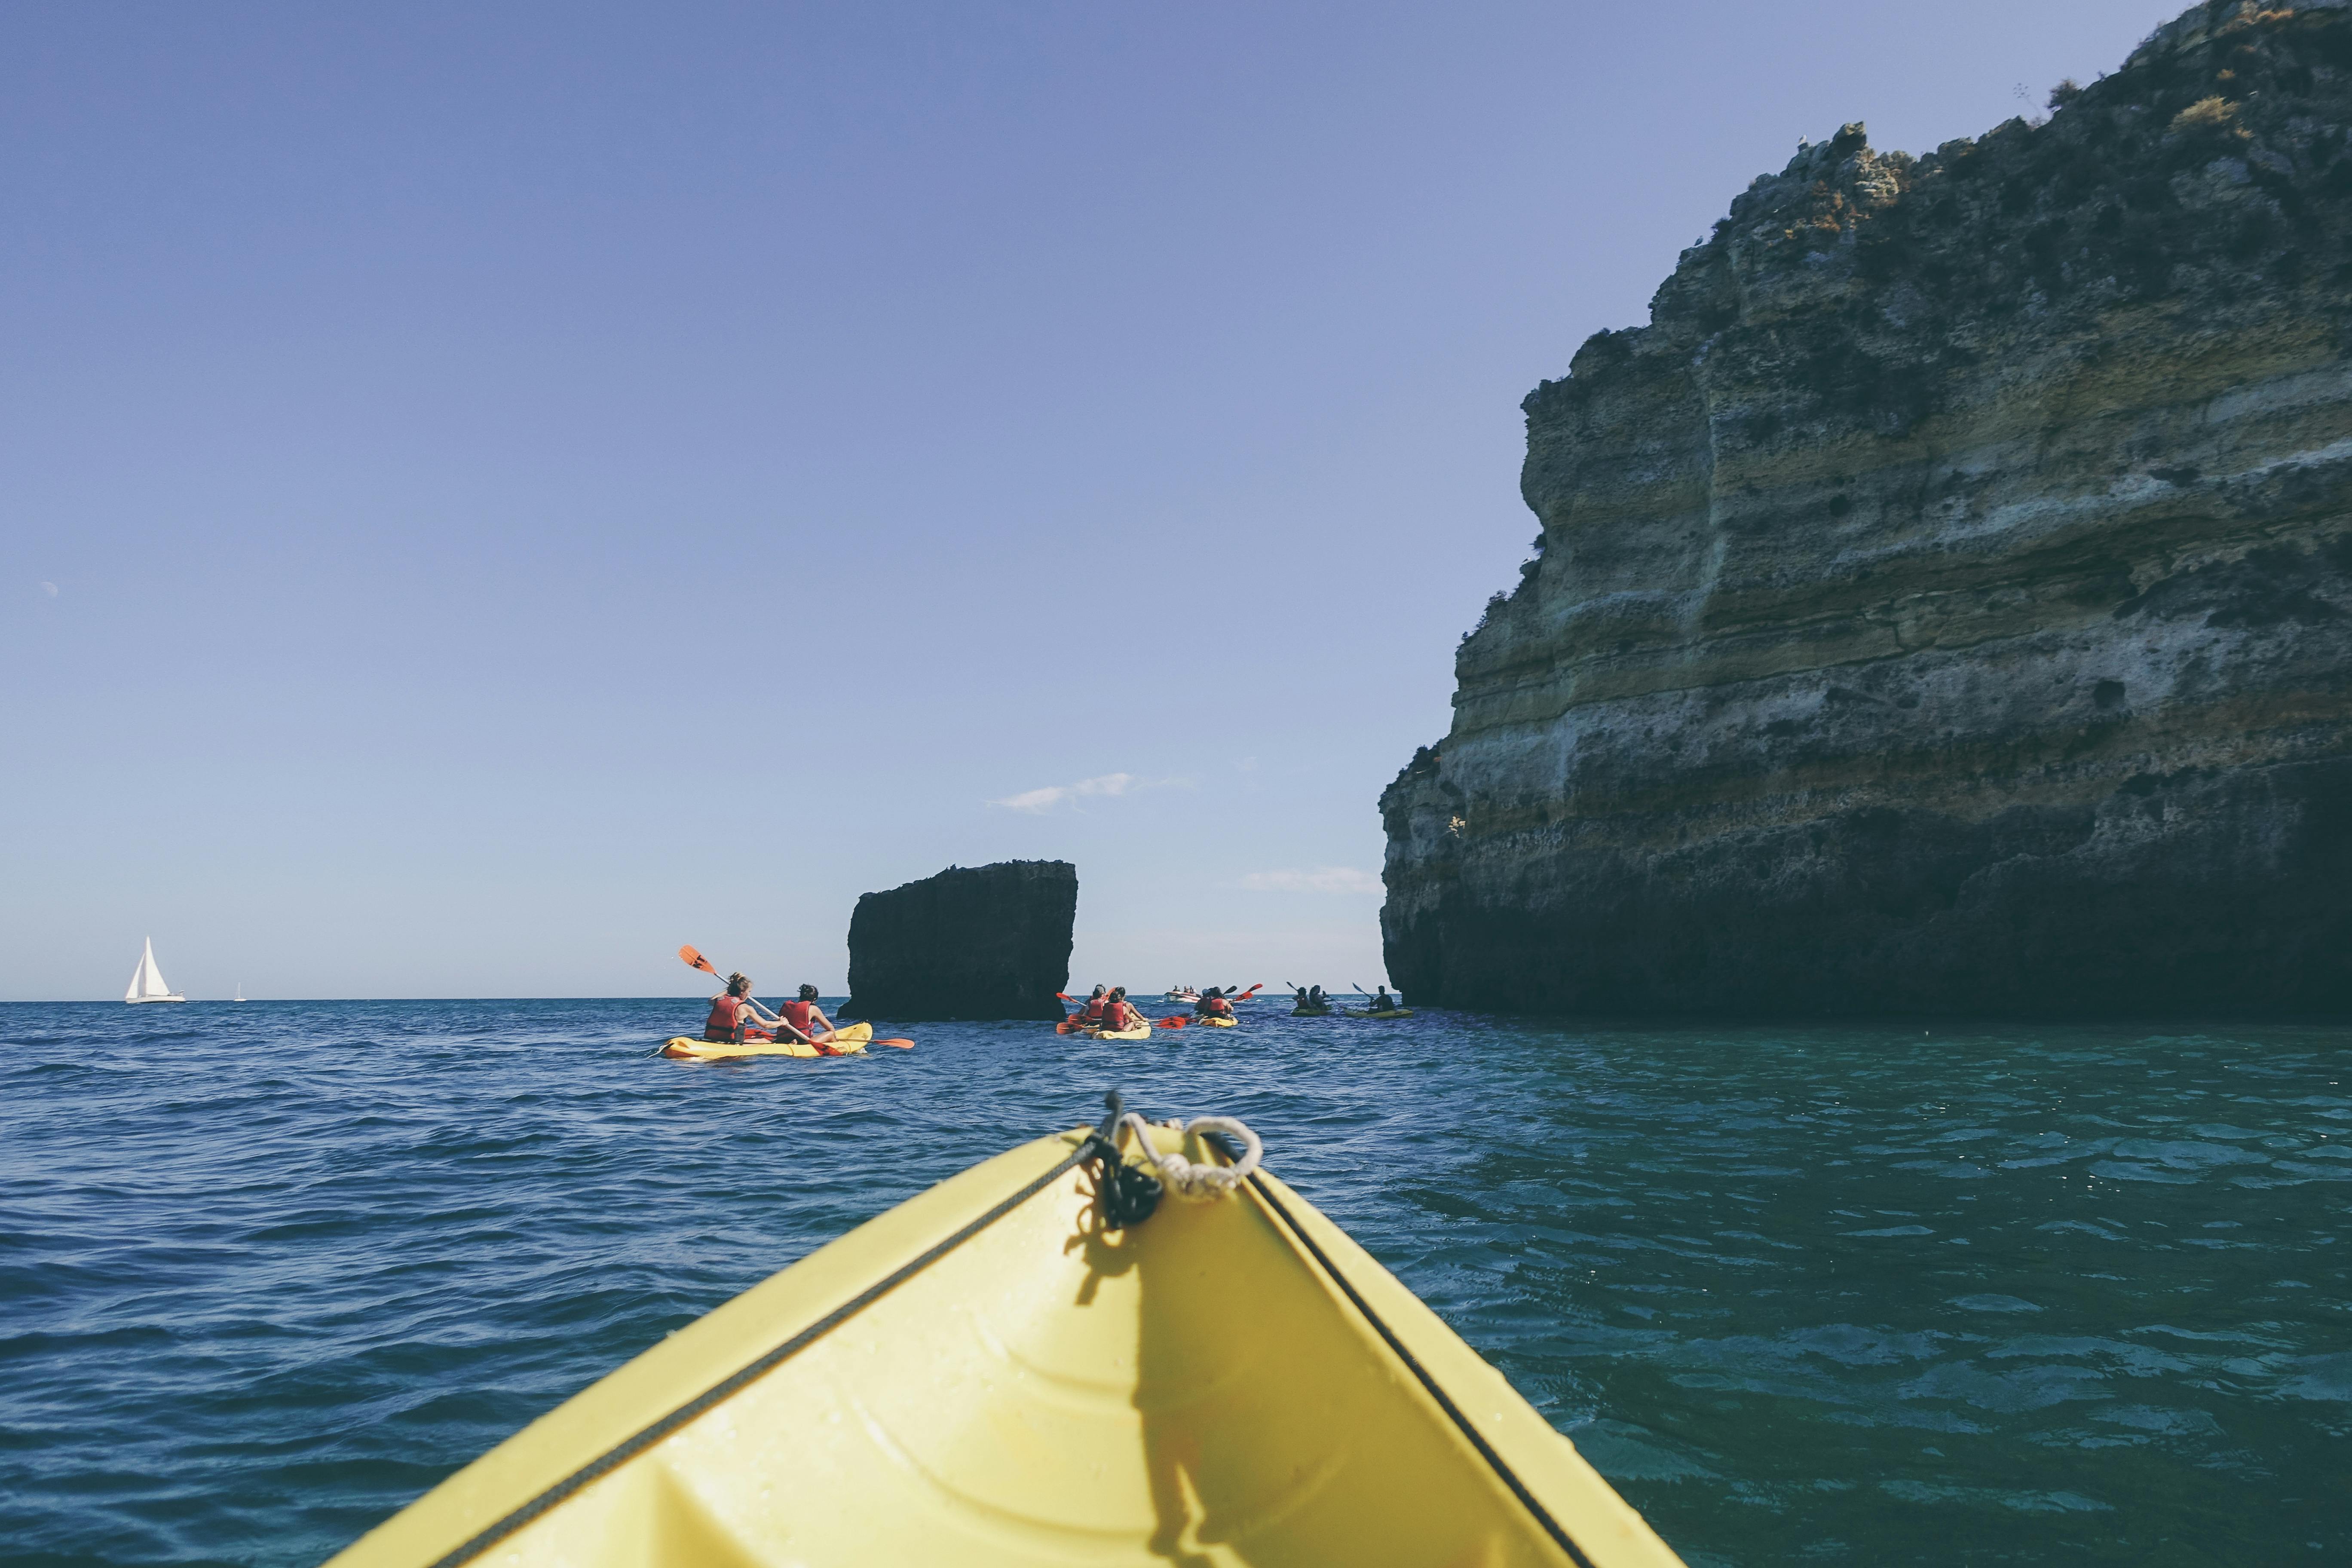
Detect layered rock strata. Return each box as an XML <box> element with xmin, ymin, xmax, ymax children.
<box><xmin>845</xmin><ymin>861</ymin><xmax>1076</xmax><ymax>1021</ymax></box>
<box><xmin>1382</xmin><ymin>1</ymin><xmax>2352</xmax><ymax>1015</ymax></box>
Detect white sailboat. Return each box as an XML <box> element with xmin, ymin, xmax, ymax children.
<box><xmin>125</xmin><ymin>937</ymin><xmax>187</xmax><ymax>1004</ymax></box>
<box><xmin>234</xmin><ymin>982</ymin><xmax>246</xmax><ymax>1002</ymax></box>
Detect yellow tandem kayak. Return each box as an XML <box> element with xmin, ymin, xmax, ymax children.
<box><xmin>1084</xmin><ymin>1021</ymin><xmax>1154</xmax><ymax>1040</ymax></box>
<box><xmin>660</xmin><ymin>1021</ymin><xmax>876</xmax><ymax>1060</ymax></box>
<box><xmin>1195</xmin><ymin>1013</ymin><xmax>1239</xmax><ymax>1027</ymax></box>
<box><xmin>326</xmin><ymin>1101</ymin><xmax>1684</xmax><ymax>1568</ymax></box>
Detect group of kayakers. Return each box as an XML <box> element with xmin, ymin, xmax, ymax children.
<box><xmin>1066</xmin><ymin>983</ymin><xmax>1245</xmax><ymax>1029</ymax></box>
<box><xmin>701</xmin><ymin>974</ymin><xmax>1387</xmax><ymax>1045</ymax></box>
<box><xmin>1064</xmin><ymin>984</ymin><xmax>1149</xmax><ymax>1031</ymax></box>
<box><xmin>1289</xmin><ymin>983</ymin><xmax>1398</xmax><ymax>1012</ymax></box>
<box><xmin>704</xmin><ymin>974</ymin><xmax>840</xmax><ymax>1047</ymax></box>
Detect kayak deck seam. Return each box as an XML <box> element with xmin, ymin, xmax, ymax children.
<box><xmin>420</xmin><ymin>1139</ymin><xmax>1093</xmax><ymax>1568</ymax></box>
<box><xmin>1242</xmin><ymin>1170</ymin><xmax>1600</xmax><ymax>1568</ymax></box>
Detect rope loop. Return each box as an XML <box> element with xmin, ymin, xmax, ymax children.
<box><xmin>1119</xmin><ymin>1112</ymin><xmax>1262</xmax><ymax>1200</ymax></box>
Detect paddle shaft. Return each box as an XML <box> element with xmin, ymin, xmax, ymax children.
<box><xmin>677</xmin><ymin>946</ymin><xmax>910</xmax><ymax>1047</ymax></box>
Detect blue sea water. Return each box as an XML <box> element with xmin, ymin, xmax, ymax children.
<box><xmin>2</xmin><ymin>998</ymin><xmax>2347</xmax><ymax>1567</ymax></box>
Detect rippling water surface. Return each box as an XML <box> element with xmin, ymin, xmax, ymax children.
<box><xmin>3</xmin><ymin>1000</ymin><xmax>2347</xmax><ymax>1566</ymax></box>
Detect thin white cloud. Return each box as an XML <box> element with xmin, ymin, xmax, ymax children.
<box><xmin>40</xmin><ymin>581</ymin><xmax>59</xmax><ymax>597</ymax></box>
<box><xmin>990</xmin><ymin>772</ymin><xmax>1136</xmax><ymax>813</ymax></box>
<box><xmin>1240</xmin><ymin>866</ymin><xmax>1384</xmax><ymax>894</ymax></box>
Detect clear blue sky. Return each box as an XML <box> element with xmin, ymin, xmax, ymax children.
<box><xmin>3</xmin><ymin>1</ymin><xmax>2182</xmax><ymax>1000</ymax></box>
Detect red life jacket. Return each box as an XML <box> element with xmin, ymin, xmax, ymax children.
<box><xmin>1102</xmin><ymin>1000</ymin><xmax>1135</xmax><ymax>1029</ymax></box>
<box><xmin>1078</xmin><ymin>995</ymin><xmax>1108</xmax><ymax>1022</ymax></box>
<box><xmin>1199</xmin><ymin>995</ymin><xmax>1233</xmax><ymax>1017</ymax></box>
<box><xmin>781</xmin><ymin>999</ymin><xmax>819</xmax><ymax>1035</ymax></box>
<box><xmin>705</xmin><ymin>995</ymin><xmax>748</xmax><ymax>1039</ymax></box>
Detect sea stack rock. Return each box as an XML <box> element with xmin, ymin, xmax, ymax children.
<box><xmin>845</xmin><ymin>861</ymin><xmax>1077</xmax><ymax>1021</ymax></box>
<box><xmin>1383</xmin><ymin>2</ymin><xmax>2352</xmax><ymax>1017</ymax></box>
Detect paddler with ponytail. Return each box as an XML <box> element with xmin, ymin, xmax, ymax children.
<box><xmin>1071</xmin><ymin>984</ymin><xmax>1109</xmax><ymax>1027</ymax></box>
<box><xmin>704</xmin><ymin>974</ymin><xmax>772</xmax><ymax>1044</ymax></box>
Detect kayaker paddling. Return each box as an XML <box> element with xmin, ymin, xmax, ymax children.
<box><xmin>1194</xmin><ymin>986</ymin><xmax>1236</xmax><ymax>1021</ymax></box>
<box><xmin>1099</xmin><ymin>987</ymin><xmax>1142</xmax><ymax>1032</ymax></box>
<box><xmin>704</xmin><ymin>974</ymin><xmax>819</xmax><ymax>1048</ymax></box>
<box><xmin>704</xmin><ymin>974</ymin><xmax>772</xmax><ymax>1043</ymax></box>
<box><xmin>777</xmin><ymin>984</ymin><xmax>836</xmax><ymax>1043</ymax></box>
<box><xmin>1074</xmin><ymin>985</ymin><xmax>1109</xmax><ymax>1026</ymax></box>
<box><xmin>669</xmin><ymin>947</ymin><xmax>914</xmax><ymax>1054</ymax></box>
<box><xmin>1370</xmin><ymin>986</ymin><xmax>1399</xmax><ymax>1012</ymax></box>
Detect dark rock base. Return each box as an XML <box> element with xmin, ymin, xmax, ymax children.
<box><xmin>845</xmin><ymin>860</ymin><xmax>1076</xmax><ymax>1021</ymax></box>
<box><xmin>1386</xmin><ymin>759</ymin><xmax>2352</xmax><ymax>1017</ymax></box>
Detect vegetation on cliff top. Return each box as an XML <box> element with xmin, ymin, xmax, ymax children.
<box><xmin>1522</xmin><ymin>1</ymin><xmax>2352</xmax><ymax>444</ymax></box>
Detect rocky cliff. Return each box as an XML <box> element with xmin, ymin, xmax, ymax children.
<box><xmin>845</xmin><ymin>861</ymin><xmax>1076</xmax><ymax>1021</ymax></box>
<box><xmin>1382</xmin><ymin>0</ymin><xmax>2352</xmax><ymax>1016</ymax></box>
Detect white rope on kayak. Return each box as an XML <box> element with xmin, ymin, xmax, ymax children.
<box><xmin>1116</xmin><ymin>1112</ymin><xmax>1262</xmax><ymax>1199</ymax></box>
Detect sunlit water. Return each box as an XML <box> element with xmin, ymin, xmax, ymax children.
<box><xmin>3</xmin><ymin>1000</ymin><xmax>2346</xmax><ymax>1566</ymax></box>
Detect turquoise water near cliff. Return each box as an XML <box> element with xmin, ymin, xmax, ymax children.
<box><xmin>3</xmin><ymin>1000</ymin><xmax>2346</xmax><ymax>1566</ymax></box>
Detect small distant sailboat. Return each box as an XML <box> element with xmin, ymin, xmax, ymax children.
<box><xmin>125</xmin><ymin>937</ymin><xmax>187</xmax><ymax>1004</ymax></box>
<box><xmin>233</xmin><ymin>982</ymin><xmax>246</xmax><ymax>1003</ymax></box>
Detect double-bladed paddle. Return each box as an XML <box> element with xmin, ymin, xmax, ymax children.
<box><xmin>674</xmin><ymin>945</ymin><xmax>914</xmax><ymax>1049</ymax></box>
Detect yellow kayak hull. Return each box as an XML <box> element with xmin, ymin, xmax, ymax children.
<box><xmin>1196</xmin><ymin>1013</ymin><xmax>1239</xmax><ymax>1027</ymax></box>
<box><xmin>327</xmin><ymin>1123</ymin><xmax>1684</xmax><ymax>1568</ymax></box>
<box><xmin>661</xmin><ymin>1021</ymin><xmax>873</xmax><ymax>1060</ymax></box>
<box><xmin>1083</xmin><ymin>1021</ymin><xmax>1154</xmax><ymax>1039</ymax></box>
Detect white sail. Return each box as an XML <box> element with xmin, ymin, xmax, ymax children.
<box><xmin>126</xmin><ymin>937</ymin><xmax>186</xmax><ymax>1002</ymax></box>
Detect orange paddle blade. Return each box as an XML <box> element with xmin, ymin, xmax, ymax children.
<box><xmin>872</xmin><ymin>1037</ymin><xmax>915</xmax><ymax>1049</ymax></box>
<box><xmin>678</xmin><ymin>945</ymin><xmax>719</xmax><ymax>975</ymax></box>
<box><xmin>1156</xmin><ymin>1015</ymin><xmax>1191</xmax><ymax>1028</ymax></box>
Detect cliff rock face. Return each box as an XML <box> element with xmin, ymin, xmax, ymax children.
<box><xmin>1383</xmin><ymin>1</ymin><xmax>2352</xmax><ymax>1015</ymax></box>
<box><xmin>846</xmin><ymin>861</ymin><xmax>1076</xmax><ymax>1020</ymax></box>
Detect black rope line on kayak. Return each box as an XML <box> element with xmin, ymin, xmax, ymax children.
<box><xmin>1084</xmin><ymin>1091</ymin><xmax>1165</xmax><ymax>1228</ymax></box>
<box><xmin>1241</xmin><ymin>1170</ymin><xmax>1602</xmax><ymax>1568</ymax></box>
<box><xmin>419</xmin><ymin>1098</ymin><xmax>1136</xmax><ymax>1568</ymax></box>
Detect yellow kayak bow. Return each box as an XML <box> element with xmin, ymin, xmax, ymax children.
<box><xmin>327</xmin><ymin>1099</ymin><xmax>1684</xmax><ymax>1568</ymax></box>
